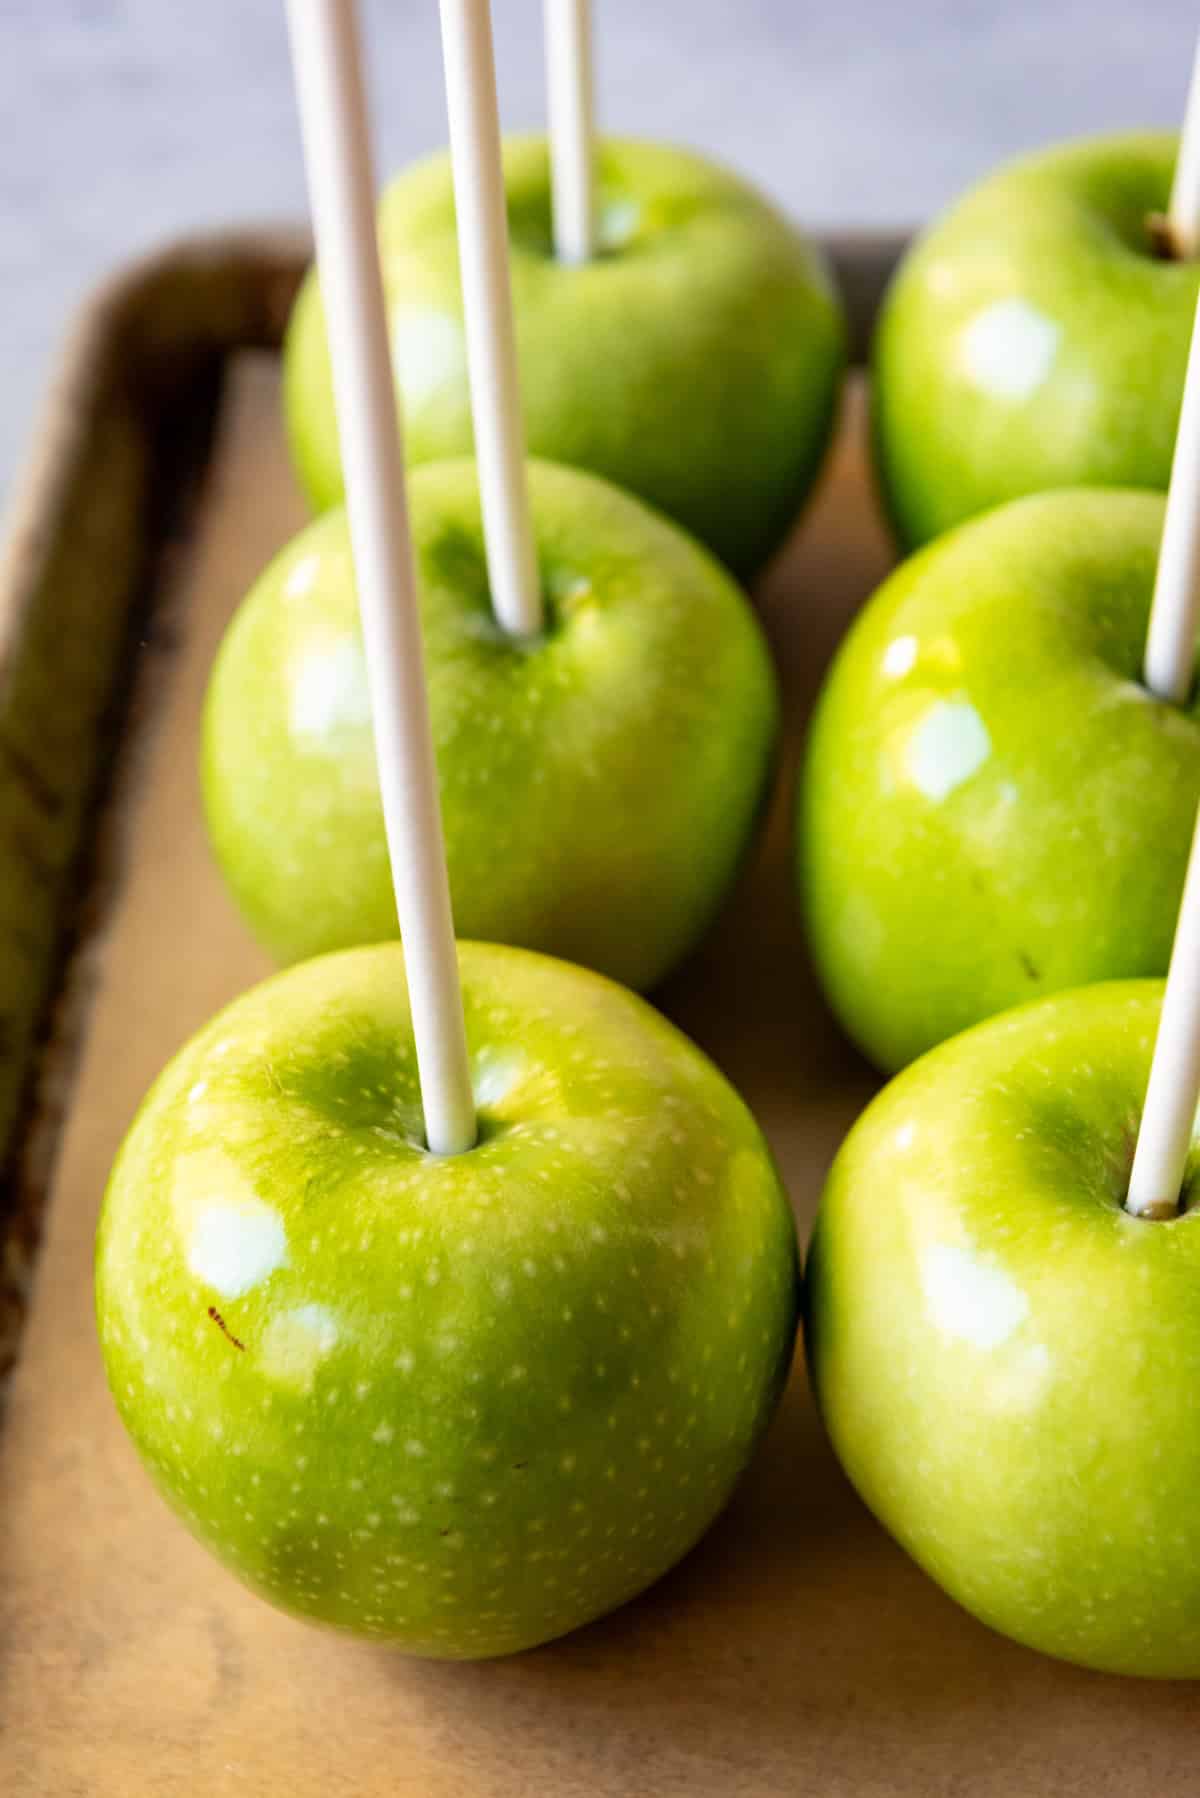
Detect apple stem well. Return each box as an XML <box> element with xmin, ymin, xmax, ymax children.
<box><xmin>1128</xmin><ymin>808</ymin><xmax>1200</xmax><ymax>1219</ymax></box>
<box><xmin>437</xmin><ymin>0</ymin><xmax>545</xmax><ymax>640</ymax></box>
<box><xmin>544</xmin><ymin>0</ymin><xmax>597</xmax><ymax>264</ymax></box>
<box><xmin>1143</xmin><ymin>282</ymin><xmax>1200</xmax><ymax>706</ymax></box>
<box><xmin>285</xmin><ymin>0</ymin><xmax>477</xmax><ymax>1156</ymax></box>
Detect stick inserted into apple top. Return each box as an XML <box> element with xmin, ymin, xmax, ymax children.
<box><xmin>1128</xmin><ymin>807</ymin><xmax>1200</xmax><ymax>1217</ymax></box>
<box><xmin>1167</xmin><ymin>32</ymin><xmax>1200</xmax><ymax>261</ymax></box>
<box><xmin>1143</xmin><ymin>285</ymin><xmax>1200</xmax><ymax>704</ymax></box>
<box><xmin>285</xmin><ymin>0</ymin><xmax>476</xmax><ymax>1156</ymax></box>
<box><xmin>437</xmin><ymin>0</ymin><xmax>543</xmax><ymax>638</ymax></box>
<box><xmin>544</xmin><ymin>0</ymin><xmax>597</xmax><ymax>264</ymax></box>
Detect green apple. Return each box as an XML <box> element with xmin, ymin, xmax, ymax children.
<box><xmin>203</xmin><ymin>456</ymin><xmax>779</xmax><ymax>988</ymax></box>
<box><xmin>283</xmin><ymin>134</ymin><xmax>846</xmax><ymax>576</ymax></box>
<box><xmin>805</xmin><ymin>977</ymin><xmax>1200</xmax><ymax>1678</ymax></box>
<box><xmin>798</xmin><ymin>486</ymin><xmax>1200</xmax><ymax>1073</ymax></box>
<box><xmin>874</xmin><ymin>132</ymin><xmax>1200</xmax><ymax>549</ymax></box>
<box><xmin>95</xmin><ymin>940</ymin><xmax>799</xmax><ymax>1657</ymax></box>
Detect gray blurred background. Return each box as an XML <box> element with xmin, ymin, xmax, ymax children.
<box><xmin>3</xmin><ymin>0</ymin><xmax>1197</xmax><ymax>498</ymax></box>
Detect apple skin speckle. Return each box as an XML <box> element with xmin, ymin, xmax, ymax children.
<box><xmin>96</xmin><ymin>941</ymin><xmax>799</xmax><ymax>1658</ymax></box>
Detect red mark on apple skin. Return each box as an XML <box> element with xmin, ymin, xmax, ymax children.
<box><xmin>207</xmin><ymin>1306</ymin><xmax>245</xmax><ymax>1351</ymax></box>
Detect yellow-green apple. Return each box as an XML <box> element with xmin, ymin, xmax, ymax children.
<box><xmin>96</xmin><ymin>940</ymin><xmax>799</xmax><ymax>1657</ymax></box>
<box><xmin>798</xmin><ymin>487</ymin><xmax>1200</xmax><ymax>1072</ymax></box>
<box><xmin>806</xmin><ymin>978</ymin><xmax>1200</xmax><ymax>1679</ymax></box>
<box><xmin>284</xmin><ymin>135</ymin><xmax>846</xmax><ymax>575</ymax></box>
<box><xmin>204</xmin><ymin>457</ymin><xmax>779</xmax><ymax>988</ymax></box>
<box><xmin>874</xmin><ymin>133</ymin><xmax>1200</xmax><ymax>549</ymax></box>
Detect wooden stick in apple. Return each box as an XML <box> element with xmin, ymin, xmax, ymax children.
<box><xmin>285</xmin><ymin>0</ymin><xmax>476</xmax><ymax>1155</ymax></box>
<box><xmin>1127</xmin><ymin>808</ymin><xmax>1200</xmax><ymax>1218</ymax></box>
<box><xmin>1167</xmin><ymin>34</ymin><xmax>1200</xmax><ymax>260</ymax></box>
<box><xmin>544</xmin><ymin>0</ymin><xmax>597</xmax><ymax>263</ymax></box>
<box><xmin>437</xmin><ymin>0</ymin><xmax>543</xmax><ymax>637</ymax></box>
<box><xmin>1143</xmin><ymin>287</ymin><xmax>1200</xmax><ymax>703</ymax></box>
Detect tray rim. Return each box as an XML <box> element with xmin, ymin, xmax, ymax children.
<box><xmin>0</xmin><ymin>224</ymin><xmax>313</xmax><ymax>623</ymax></box>
<box><xmin>0</xmin><ymin>226</ymin><xmax>314</xmax><ymax>1375</ymax></box>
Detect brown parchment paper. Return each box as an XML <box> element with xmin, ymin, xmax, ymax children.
<box><xmin>1</xmin><ymin>360</ymin><xmax>1196</xmax><ymax>1796</ymax></box>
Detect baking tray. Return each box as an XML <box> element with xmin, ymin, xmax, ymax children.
<box><xmin>1</xmin><ymin>229</ymin><xmax>1194</xmax><ymax>1795</ymax></box>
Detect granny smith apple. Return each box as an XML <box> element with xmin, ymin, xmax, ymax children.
<box><xmin>203</xmin><ymin>456</ymin><xmax>779</xmax><ymax>988</ymax></box>
<box><xmin>283</xmin><ymin>134</ymin><xmax>846</xmax><ymax>576</ymax></box>
<box><xmin>798</xmin><ymin>486</ymin><xmax>1200</xmax><ymax>1073</ymax></box>
<box><xmin>96</xmin><ymin>940</ymin><xmax>799</xmax><ymax>1657</ymax></box>
<box><xmin>805</xmin><ymin>977</ymin><xmax>1200</xmax><ymax>1678</ymax></box>
<box><xmin>874</xmin><ymin>132</ymin><xmax>1200</xmax><ymax>549</ymax></box>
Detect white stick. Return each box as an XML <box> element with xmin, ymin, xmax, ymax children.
<box><xmin>1128</xmin><ymin>808</ymin><xmax>1200</xmax><ymax>1218</ymax></box>
<box><xmin>437</xmin><ymin>0</ymin><xmax>543</xmax><ymax>638</ymax></box>
<box><xmin>1168</xmin><ymin>35</ymin><xmax>1200</xmax><ymax>261</ymax></box>
<box><xmin>286</xmin><ymin>0</ymin><xmax>476</xmax><ymax>1156</ymax></box>
<box><xmin>544</xmin><ymin>0</ymin><xmax>597</xmax><ymax>263</ymax></box>
<box><xmin>1143</xmin><ymin>284</ymin><xmax>1200</xmax><ymax>706</ymax></box>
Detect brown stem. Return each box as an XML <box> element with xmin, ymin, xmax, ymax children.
<box><xmin>1147</xmin><ymin>210</ymin><xmax>1195</xmax><ymax>261</ymax></box>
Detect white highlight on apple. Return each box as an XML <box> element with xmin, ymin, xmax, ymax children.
<box><xmin>906</xmin><ymin>699</ymin><xmax>991</xmax><ymax>802</ymax></box>
<box><xmin>284</xmin><ymin>551</ymin><xmax>322</xmax><ymax>600</ymax></box>
<box><xmin>188</xmin><ymin>1198</ymin><xmax>289</xmax><ymax>1299</ymax></box>
<box><xmin>982</xmin><ymin>1341</ymin><xmax>1052</xmax><ymax>1414</ymax></box>
<box><xmin>472</xmin><ymin>1051</ymin><xmax>523</xmax><ymax>1109</ymax></box>
<box><xmin>881</xmin><ymin>635</ymin><xmax>918</xmax><ymax>679</ymax></box>
<box><xmin>290</xmin><ymin>639</ymin><xmax>372</xmax><ymax>738</ymax></box>
<box><xmin>921</xmin><ymin>1242</ymin><xmax>1029</xmax><ymax>1350</ymax></box>
<box><xmin>390</xmin><ymin>307</ymin><xmax>468</xmax><ymax>410</ymax></box>
<box><xmin>958</xmin><ymin>298</ymin><xmax>1059</xmax><ymax>404</ymax></box>
<box><xmin>259</xmin><ymin>1303</ymin><xmax>341</xmax><ymax>1389</ymax></box>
